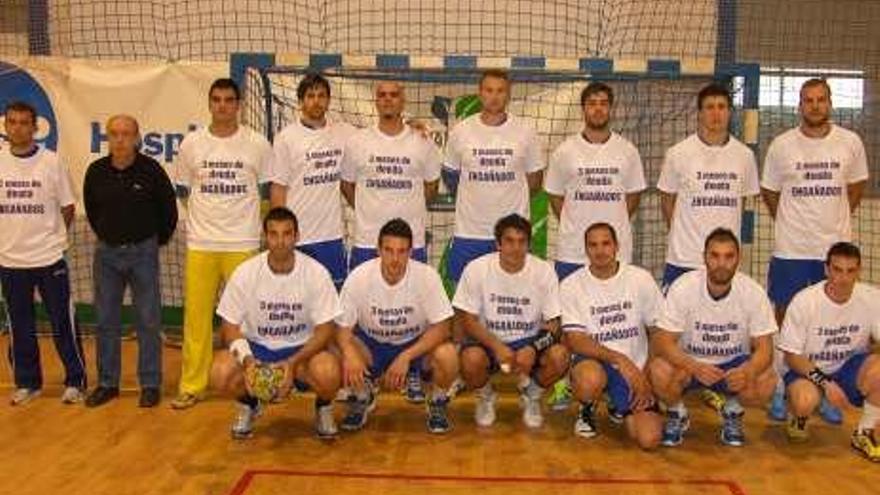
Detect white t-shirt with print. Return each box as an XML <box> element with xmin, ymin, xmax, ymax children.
<box><xmin>657</xmin><ymin>134</ymin><xmax>759</xmax><ymax>268</ymax></box>
<box><xmin>0</xmin><ymin>146</ymin><xmax>75</xmax><ymax>268</ymax></box>
<box><xmin>175</xmin><ymin>126</ymin><xmax>272</xmax><ymax>251</ymax></box>
<box><xmin>341</xmin><ymin>125</ymin><xmax>441</xmax><ymax>249</ymax></box>
<box><xmin>336</xmin><ymin>258</ymin><xmax>453</xmax><ymax>345</ymax></box>
<box><xmin>453</xmin><ymin>252</ymin><xmax>560</xmax><ymax>343</ymax></box>
<box><xmin>216</xmin><ymin>251</ymin><xmax>340</xmax><ymax>350</ymax></box>
<box><xmin>761</xmin><ymin>125</ymin><xmax>869</xmax><ymax>260</ymax></box>
<box><xmin>270</xmin><ymin>119</ymin><xmax>354</xmax><ymax>244</ymax></box>
<box><xmin>546</xmin><ymin>132</ymin><xmax>645</xmax><ymax>264</ymax></box>
<box><xmin>778</xmin><ymin>281</ymin><xmax>880</xmax><ymax>374</ymax></box>
<box><xmin>446</xmin><ymin>114</ymin><xmax>545</xmax><ymax>240</ymax></box>
<box><xmin>658</xmin><ymin>269</ymin><xmax>777</xmax><ymax>365</ymax></box>
<box><xmin>560</xmin><ymin>263</ymin><xmax>662</xmax><ymax>368</ymax></box>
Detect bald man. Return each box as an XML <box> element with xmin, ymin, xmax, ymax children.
<box><xmin>340</xmin><ymin>81</ymin><xmax>441</xmax><ymax>270</ymax></box>
<box><xmin>83</xmin><ymin>114</ymin><xmax>178</xmax><ymax>408</ymax></box>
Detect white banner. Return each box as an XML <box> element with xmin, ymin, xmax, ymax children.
<box><xmin>0</xmin><ymin>57</ymin><xmax>227</xmax><ymax>210</ymax></box>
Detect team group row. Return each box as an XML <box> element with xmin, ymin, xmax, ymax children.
<box><xmin>0</xmin><ymin>69</ymin><xmax>875</xmax><ymax>459</ymax></box>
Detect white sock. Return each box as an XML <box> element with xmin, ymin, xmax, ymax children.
<box><xmin>431</xmin><ymin>387</ymin><xmax>448</xmax><ymax>403</ymax></box>
<box><xmin>477</xmin><ymin>382</ymin><xmax>494</xmax><ymax>397</ymax></box>
<box><xmin>722</xmin><ymin>396</ymin><xmax>744</xmax><ymax>416</ymax></box>
<box><xmin>517</xmin><ymin>374</ymin><xmax>532</xmax><ymax>390</ymax></box>
<box><xmin>667</xmin><ymin>401</ymin><xmax>686</xmax><ymax>415</ymax></box>
<box><xmin>858</xmin><ymin>402</ymin><xmax>880</xmax><ymax>432</ymax></box>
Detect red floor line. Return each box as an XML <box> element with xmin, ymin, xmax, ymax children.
<box><xmin>228</xmin><ymin>468</ymin><xmax>746</xmax><ymax>495</ymax></box>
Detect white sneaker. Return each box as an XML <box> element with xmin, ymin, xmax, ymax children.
<box><xmin>10</xmin><ymin>388</ymin><xmax>40</xmax><ymax>406</ymax></box>
<box><xmin>315</xmin><ymin>403</ymin><xmax>338</xmax><ymax>439</ymax></box>
<box><xmin>475</xmin><ymin>384</ymin><xmax>497</xmax><ymax>427</ymax></box>
<box><xmin>231</xmin><ymin>401</ymin><xmax>261</xmax><ymax>439</ymax></box>
<box><xmin>61</xmin><ymin>387</ymin><xmax>85</xmax><ymax>404</ymax></box>
<box><xmin>520</xmin><ymin>383</ymin><xmax>544</xmax><ymax>428</ymax></box>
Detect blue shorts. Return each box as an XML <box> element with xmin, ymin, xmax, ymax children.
<box><xmin>571</xmin><ymin>355</ymin><xmax>648</xmax><ymax>416</ymax></box>
<box><xmin>446</xmin><ymin>237</ymin><xmax>496</xmax><ymax>284</ymax></box>
<box><xmin>297</xmin><ymin>239</ymin><xmax>347</xmax><ymax>289</ymax></box>
<box><xmin>767</xmin><ymin>257</ymin><xmax>825</xmax><ymax>308</ymax></box>
<box><xmin>462</xmin><ymin>335</ymin><xmax>540</xmax><ymax>376</ymax></box>
<box><xmin>684</xmin><ymin>354</ymin><xmax>750</xmax><ymax>395</ymax></box>
<box><xmin>248</xmin><ymin>340</ymin><xmax>309</xmax><ymax>391</ymax></box>
<box><xmin>661</xmin><ymin>263</ymin><xmax>693</xmax><ymax>294</ymax></box>
<box><xmin>349</xmin><ymin>246</ymin><xmax>427</xmax><ymax>272</ymax></box>
<box><xmin>783</xmin><ymin>353</ymin><xmax>870</xmax><ymax>407</ymax></box>
<box><xmin>554</xmin><ymin>261</ymin><xmax>582</xmax><ymax>281</ymax></box>
<box><xmin>354</xmin><ymin>328</ymin><xmax>429</xmax><ymax>380</ymax></box>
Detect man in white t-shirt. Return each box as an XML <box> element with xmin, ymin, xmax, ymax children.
<box><xmin>561</xmin><ymin>222</ymin><xmax>663</xmax><ymax>449</ymax></box>
<box><xmin>649</xmin><ymin>228</ymin><xmax>777</xmax><ymax>447</ymax></box>
<box><xmin>210</xmin><ymin>207</ymin><xmax>342</xmax><ymax>439</ymax></box>
<box><xmin>270</xmin><ymin>73</ymin><xmax>353</xmax><ymax>288</ymax></box>
<box><xmin>0</xmin><ymin>101</ymin><xmax>86</xmax><ymax>405</ymax></box>
<box><xmin>335</xmin><ymin>218</ymin><xmax>458</xmax><ymax>433</ymax></box>
<box><xmin>546</xmin><ymin>82</ymin><xmax>646</xmax><ymax>281</ymax></box>
<box><xmin>657</xmin><ymin>83</ymin><xmax>759</xmax><ymax>292</ymax></box>
<box><xmin>443</xmin><ymin>69</ymin><xmax>545</xmax><ymax>285</ymax></box>
<box><xmin>762</xmin><ymin>79</ymin><xmax>869</xmax><ymax>424</ymax></box>
<box><xmin>341</xmin><ymin>81</ymin><xmax>441</xmax><ymax>270</ymax></box>
<box><xmin>778</xmin><ymin>242</ymin><xmax>880</xmax><ymax>461</ymax></box>
<box><xmin>454</xmin><ymin>214</ymin><xmax>568</xmax><ymax>429</ymax></box>
<box><xmin>172</xmin><ymin>78</ymin><xmax>273</xmax><ymax>409</ymax></box>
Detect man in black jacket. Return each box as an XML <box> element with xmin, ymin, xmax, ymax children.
<box><xmin>83</xmin><ymin>114</ymin><xmax>177</xmax><ymax>408</ymax></box>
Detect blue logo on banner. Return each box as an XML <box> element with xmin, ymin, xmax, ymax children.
<box><xmin>0</xmin><ymin>60</ymin><xmax>58</xmax><ymax>150</ymax></box>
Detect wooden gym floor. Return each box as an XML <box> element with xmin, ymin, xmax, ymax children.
<box><xmin>0</xmin><ymin>334</ymin><xmax>877</xmax><ymax>495</ymax></box>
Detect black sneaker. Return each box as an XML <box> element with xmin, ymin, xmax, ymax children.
<box><xmin>85</xmin><ymin>386</ymin><xmax>119</xmax><ymax>408</ymax></box>
<box><xmin>139</xmin><ymin>388</ymin><xmax>161</xmax><ymax>408</ymax></box>
<box><xmin>574</xmin><ymin>402</ymin><xmax>598</xmax><ymax>438</ymax></box>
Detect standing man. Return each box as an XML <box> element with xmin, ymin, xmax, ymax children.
<box><xmin>649</xmin><ymin>228</ymin><xmax>777</xmax><ymax>447</ymax></box>
<box><xmin>762</xmin><ymin>78</ymin><xmax>868</xmax><ymax>423</ymax></box>
<box><xmin>657</xmin><ymin>83</ymin><xmax>759</xmax><ymax>291</ymax></box>
<box><xmin>83</xmin><ymin>114</ymin><xmax>177</xmax><ymax>408</ymax></box>
<box><xmin>443</xmin><ymin>69</ymin><xmax>545</xmax><ymax>285</ymax></box>
<box><xmin>0</xmin><ymin>101</ymin><xmax>86</xmax><ymax>405</ymax></box>
<box><xmin>561</xmin><ymin>222</ymin><xmax>663</xmax><ymax>449</ymax></box>
<box><xmin>340</xmin><ymin>81</ymin><xmax>441</xmax><ymax>270</ymax></box>
<box><xmin>270</xmin><ymin>73</ymin><xmax>353</xmax><ymax>288</ymax></box>
<box><xmin>778</xmin><ymin>242</ymin><xmax>880</xmax><ymax>461</ymax></box>
<box><xmin>545</xmin><ymin>82</ymin><xmax>646</xmax><ymax>280</ymax></box>
<box><xmin>171</xmin><ymin>78</ymin><xmax>273</xmax><ymax>409</ymax></box>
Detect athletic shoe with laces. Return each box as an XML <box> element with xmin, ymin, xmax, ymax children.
<box><xmin>10</xmin><ymin>388</ymin><xmax>40</xmax><ymax>406</ymax></box>
<box><xmin>767</xmin><ymin>389</ymin><xmax>787</xmax><ymax>422</ymax></box>
<box><xmin>426</xmin><ymin>397</ymin><xmax>452</xmax><ymax>434</ymax></box>
<box><xmin>661</xmin><ymin>409</ymin><xmax>690</xmax><ymax>447</ymax></box>
<box><xmin>574</xmin><ymin>402</ymin><xmax>598</xmax><ymax>438</ymax></box>
<box><xmin>547</xmin><ymin>380</ymin><xmax>572</xmax><ymax>412</ymax></box>
<box><xmin>851</xmin><ymin>429</ymin><xmax>880</xmax><ymax>462</ymax></box>
<box><xmin>170</xmin><ymin>392</ymin><xmax>203</xmax><ymax>410</ymax></box>
<box><xmin>315</xmin><ymin>403</ymin><xmax>338</xmax><ymax>439</ymax></box>
<box><xmin>474</xmin><ymin>384</ymin><xmax>497</xmax><ymax>427</ymax></box>
<box><xmin>341</xmin><ymin>389</ymin><xmax>376</xmax><ymax>431</ymax></box>
<box><xmin>61</xmin><ymin>387</ymin><xmax>85</xmax><ymax>404</ymax></box>
<box><xmin>231</xmin><ymin>401</ymin><xmax>262</xmax><ymax>439</ymax></box>
<box><xmin>520</xmin><ymin>383</ymin><xmax>544</xmax><ymax>428</ymax></box>
<box><xmin>720</xmin><ymin>410</ymin><xmax>746</xmax><ymax>447</ymax></box>
<box><xmin>786</xmin><ymin>415</ymin><xmax>810</xmax><ymax>442</ymax></box>
<box><xmin>404</xmin><ymin>369</ymin><xmax>426</xmax><ymax>404</ymax></box>
<box><xmin>818</xmin><ymin>396</ymin><xmax>843</xmax><ymax>425</ymax></box>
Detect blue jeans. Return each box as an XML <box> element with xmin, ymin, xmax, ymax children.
<box><xmin>93</xmin><ymin>237</ymin><xmax>162</xmax><ymax>389</ymax></box>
